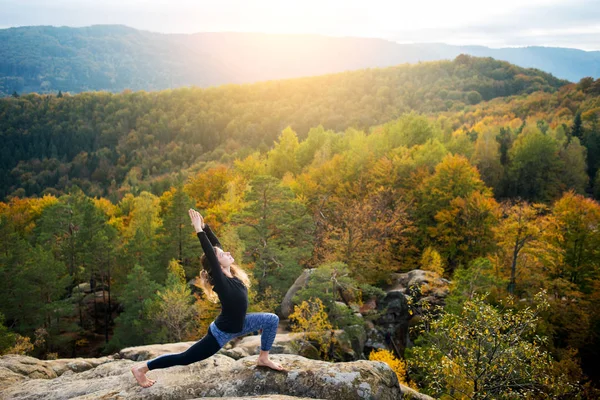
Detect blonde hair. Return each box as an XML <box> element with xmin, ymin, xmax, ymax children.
<box><xmin>195</xmin><ymin>246</ymin><xmax>251</xmax><ymax>303</ymax></box>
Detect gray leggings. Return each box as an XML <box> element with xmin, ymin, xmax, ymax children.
<box><xmin>147</xmin><ymin>312</ymin><xmax>279</xmax><ymax>370</ymax></box>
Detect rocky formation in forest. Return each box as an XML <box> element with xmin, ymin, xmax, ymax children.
<box><xmin>0</xmin><ymin>340</ymin><xmax>434</xmax><ymax>400</ymax></box>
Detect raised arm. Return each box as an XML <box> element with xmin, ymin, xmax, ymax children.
<box><xmin>203</xmin><ymin>223</ymin><xmax>222</xmax><ymax>248</ymax></box>
<box><xmin>189</xmin><ymin>209</ymin><xmax>226</xmax><ymax>289</ymax></box>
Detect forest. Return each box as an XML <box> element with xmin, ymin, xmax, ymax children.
<box><xmin>2</xmin><ymin>55</ymin><xmax>600</xmax><ymax>398</ymax></box>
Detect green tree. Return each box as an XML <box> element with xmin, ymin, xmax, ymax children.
<box><xmin>382</xmin><ymin>112</ymin><xmax>439</xmax><ymax>149</ymax></box>
<box><xmin>296</xmin><ymin>125</ymin><xmax>334</xmax><ymax>169</ymax></box>
<box><xmin>0</xmin><ymin>313</ymin><xmax>16</xmax><ymax>354</ymax></box>
<box><xmin>409</xmin><ymin>292</ymin><xmax>580</xmax><ymax>399</ymax></box>
<box><xmin>466</xmin><ymin>91</ymin><xmax>482</xmax><ymax>105</ymax></box>
<box><xmin>267</xmin><ymin>127</ymin><xmax>301</xmax><ymax>178</ymax></box>
<box><xmin>108</xmin><ymin>264</ymin><xmax>160</xmax><ymax>351</ymax></box>
<box><xmin>444</xmin><ymin>258</ymin><xmax>506</xmax><ymax>314</ymax></box>
<box><xmin>294</xmin><ymin>261</ymin><xmax>385</xmax><ymax>315</ymax></box>
<box><xmin>558</xmin><ymin>138</ymin><xmax>588</xmax><ymax>194</ymax></box>
<box><xmin>158</xmin><ymin>180</ymin><xmax>201</xmax><ymax>279</ymax></box>
<box><xmin>571</xmin><ymin>112</ymin><xmax>583</xmax><ymax>141</ymax></box>
<box><xmin>583</xmin><ymin>128</ymin><xmax>600</xmax><ymax>193</ymax></box>
<box><xmin>506</xmin><ymin>127</ymin><xmax>564</xmax><ymax>202</ymax></box>
<box><xmin>120</xmin><ymin>191</ymin><xmax>162</xmax><ymax>282</ymax></box>
<box><xmin>0</xmin><ymin>214</ymin><xmax>73</xmax><ymax>356</ymax></box>
<box><xmin>233</xmin><ymin>175</ymin><xmax>314</xmax><ymax>304</ymax></box>
<box><xmin>152</xmin><ymin>260</ymin><xmax>198</xmax><ymax>343</ymax></box>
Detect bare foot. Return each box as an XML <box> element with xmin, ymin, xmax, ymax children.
<box><xmin>256</xmin><ymin>357</ymin><xmax>285</xmax><ymax>371</ymax></box>
<box><xmin>131</xmin><ymin>363</ymin><xmax>156</xmax><ymax>388</ymax></box>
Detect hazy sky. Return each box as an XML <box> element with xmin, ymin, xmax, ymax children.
<box><xmin>2</xmin><ymin>0</ymin><xmax>600</xmax><ymax>50</ymax></box>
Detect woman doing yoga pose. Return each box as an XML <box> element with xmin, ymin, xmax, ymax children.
<box><xmin>132</xmin><ymin>209</ymin><xmax>283</xmax><ymax>387</ymax></box>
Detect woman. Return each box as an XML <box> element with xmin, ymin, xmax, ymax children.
<box><xmin>131</xmin><ymin>209</ymin><xmax>284</xmax><ymax>387</ymax></box>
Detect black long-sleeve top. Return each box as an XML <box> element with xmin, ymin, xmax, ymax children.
<box><xmin>197</xmin><ymin>224</ymin><xmax>248</xmax><ymax>333</ymax></box>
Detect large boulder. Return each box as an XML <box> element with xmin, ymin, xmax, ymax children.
<box><xmin>387</xmin><ymin>269</ymin><xmax>450</xmax><ymax>305</ymax></box>
<box><xmin>375</xmin><ymin>269</ymin><xmax>450</xmax><ymax>354</ymax></box>
<box><xmin>223</xmin><ymin>330</ymin><xmax>363</xmax><ymax>362</ymax></box>
<box><xmin>280</xmin><ymin>269</ymin><xmax>313</xmax><ymax>318</ymax></box>
<box><xmin>376</xmin><ymin>290</ymin><xmax>411</xmax><ymax>352</ymax></box>
<box><xmin>0</xmin><ymin>354</ymin><xmax>115</xmax><ymax>392</ymax></box>
<box><xmin>119</xmin><ymin>342</ymin><xmax>198</xmax><ymax>361</ymax></box>
<box><xmin>0</xmin><ymin>353</ymin><xmax>405</xmax><ymax>400</ymax></box>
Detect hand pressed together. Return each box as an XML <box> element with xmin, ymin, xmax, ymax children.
<box><xmin>188</xmin><ymin>209</ymin><xmax>205</xmax><ymax>233</ymax></box>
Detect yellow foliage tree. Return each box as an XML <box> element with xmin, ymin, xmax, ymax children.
<box><xmin>493</xmin><ymin>200</ymin><xmax>561</xmax><ymax>295</ymax></box>
<box><xmin>233</xmin><ymin>152</ymin><xmax>267</xmax><ymax>181</ymax></box>
<box><xmin>184</xmin><ymin>165</ymin><xmax>234</xmax><ymax>211</ymax></box>
<box><xmin>289</xmin><ymin>298</ymin><xmax>334</xmax><ymax>357</ymax></box>
<box><xmin>420</xmin><ymin>246</ymin><xmax>444</xmax><ymax>276</ymax></box>
<box><xmin>369</xmin><ymin>348</ymin><xmax>410</xmax><ymax>385</ymax></box>
<box><xmin>267</xmin><ymin>126</ymin><xmax>300</xmax><ymax>178</ymax></box>
<box><xmin>429</xmin><ymin>191</ymin><xmax>500</xmax><ymax>273</ymax></box>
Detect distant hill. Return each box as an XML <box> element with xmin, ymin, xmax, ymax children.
<box><xmin>0</xmin><ymin>25</ymin><xmax>597</xmax><ymax>96</ymax></box>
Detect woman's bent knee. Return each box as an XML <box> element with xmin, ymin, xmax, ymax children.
<box><xmin>268</xmin><ymin>313</ymin><xmax>279</xmax><ymax>326</ymax></box>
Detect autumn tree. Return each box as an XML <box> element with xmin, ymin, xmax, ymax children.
<box><xmin>369</xmin><ymin>348</ymin><xmax>410</xmax><ymax>386</ymax></box>
<box><xmin>409</xmin><ymin>292</ymin><xmax>580</xmax><ymax>399</ymax></box>
<box><xmin>492</xmin><ymin>200</ymin><xmax>560</xmax><ymax>295</ymax></box>
<box><xmin>184</xmin><ymin>165</ymin><xmax>234</xmax><ymax>211</ymax></box>
<box><xmin>429</xmin><ymin>191</ymin><xmax>500</xmax><ymax>273</ymax></box>
<box><xmin>415</xmin><ymin>154</ymin><xmax>493</xmax><ymax>272</ymax></box>
<box><xmin>289</xmin><ymin>298</ymin><xmax>334</xmax><ymax>357</ymax></box>
<box><xmin>321</xmin><ymin>188</ymin><xmax>415</xmax><ymax>283</ymax></box>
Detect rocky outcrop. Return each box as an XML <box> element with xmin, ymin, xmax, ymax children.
<box><xmin>222</xmin><ymin>331</ymin><xmax>359</xmax><ymax>362</ymax></box>
<box><xmin>0</xmin><ymin>352</ymin><xmax>405</xmax><ymax>400</ymax></box>
<box><xmin>387</xmin><ymin>269</ymin><xmax>450</xmax><ymax>306</ymax></box>
<box><xmin>375</xmin><ymin>269</ymin><xmax>449</xmax><ymax>354</ymax></box>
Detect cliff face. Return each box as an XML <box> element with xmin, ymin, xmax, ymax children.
<box><xmin>0</xmin><ymin>343</ymin><xmax>407</xmax><ymax>400</ymax></box>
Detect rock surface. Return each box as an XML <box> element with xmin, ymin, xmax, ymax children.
<box><xmin>387</xmin><ymin>269</ymin><xmax>449</xmax><ymax>301</ymax></box>
<box><xmin>0</xmin><ymin>353</ymin><xmax>405</xmax><ymax>400</ymax></box>
<box><xmin>222</xmin><ymin>330</ymin><xmax>362</xmax><ymax>362</ymax></box>
<box><xmin>376</xmin><ymin>269</ymin><xmax>450</xmax><ymax>353</ymax></box>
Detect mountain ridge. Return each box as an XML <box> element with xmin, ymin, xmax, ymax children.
<box><xmin>1</xmin><ymin>25</ymin><xmax>598</xmax><ymax>96</ymax></box>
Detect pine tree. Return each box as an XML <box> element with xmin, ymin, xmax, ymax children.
<box><xmin>571</xmin><ymin>112</ymin><xmax>583</xmax><ymax>141</ymax></box>
<box><xmin>233</xmin><ymin>175</ymin><xmax>314</xmax><ymax>303</ymax></box>
<box><xmin>108</xmin><ymin>264</ymin><xmax>160</xmax><ymax>351</ymax></box>
<box><xmin>158</xmin><ymin>180</ymin><xmax>200</xmax><ymax>279</ymax></box>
